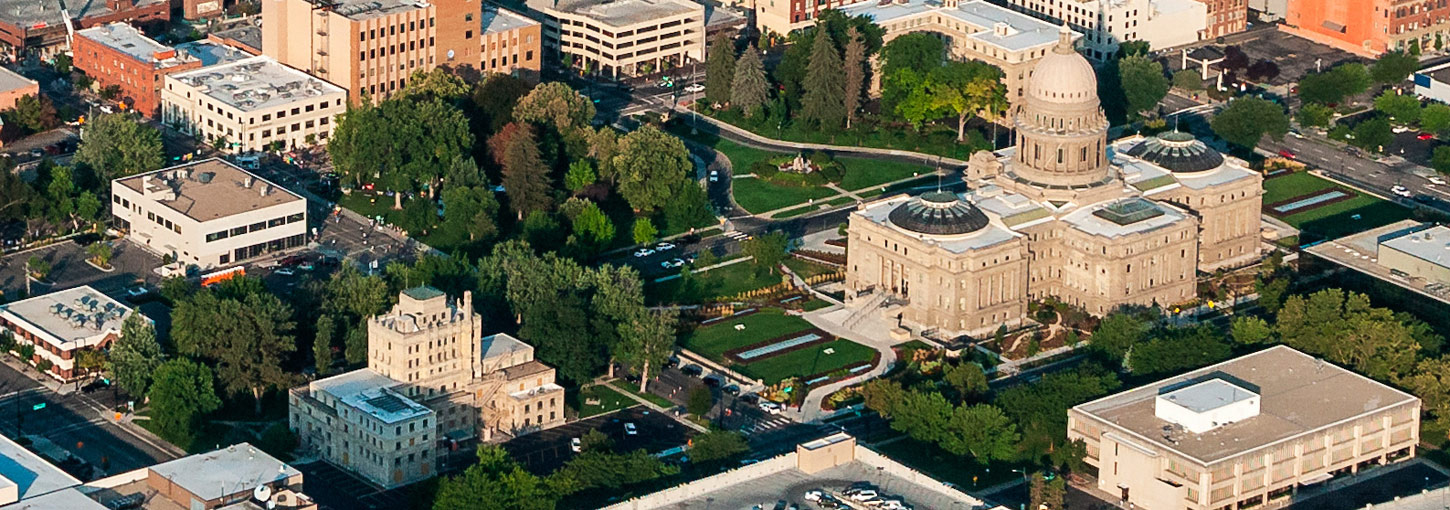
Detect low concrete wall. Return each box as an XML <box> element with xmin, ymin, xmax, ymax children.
<box><xmin>854</xmin><ymin>446</ymin><xmax>990</xmax><ymax>507</ymax></box>
<box><xmin>600</xmin><ymin>454</ymin><xmax>797</xmax><ymax>510</ymax></box>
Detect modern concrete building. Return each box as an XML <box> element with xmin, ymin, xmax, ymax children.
<box><xmin>1414</xmin><ymin>62</ymin><xmax>1450</xmax><ymax>104</ymax></box>
<box><xmin>110</xmin><ymin>158</ymin><xmax>308</xmax><ymax>269</ymax></box>
<box><xmin>479</xmin><ymin>4</ymin><xmax>542</xmax><ymax>81</ymax></box>
<box><xmin>0</xmin><ymin>286</ymin><xmax>133</xmax><ymax>381</ymax></box>
<box><xmin>73</xmin><ymin>23</ymin><xmax>203</xmax><ymax>117</ymax></box>
<box><xmin>524</xmin><ymin>0</ymin><xmax>705</xmax><ymax>79</ymax></box>
<box><xmin>1068</xmin><ymin>346</ymin><xmax>1421</xmax><ymax>510</ymax></box>
<box><xmin>844</xmin><ymin>26</ymin><xmax>1262</xmax><ymax>337</ymax></box>
<box><xmin>0</xmin><ymin>67</ymin><xmax>38</xmax><ymax>111</ymax></box>
<box><xmin>1000</xmin><ymin>0</ymin><xmax>1208</xmax><ymax>61</ymax></box>
<box><xmin>261</xmin><ymin>0</ymin><xmax>479</xmax><ymax>103</ymax></box>
<box><xmin>1376</xmin><ymin>224</ymin><xmax>1450</xmax><ymax>283</ymax></box>
<box><xmin>161</xmin><ymin>56</ymin><xmax>348</xmax><ymax>153</ymax></box>
<box><xmin>0</xmin><ymin>0</ymin><xmax>169</xmax><ymax>61</ymax></box>
<box><xmin>289</xmin><ymin>287</ymin><xmax>566</xmax><ymax>489</ymax></box>
<box><xmin>1285</xmin><ymin>0</ymin><xmax>1450</xmax><ymax>56</ymax></box>
<box><xmin>838</xmin><ymin>0</ymin><xmax>1072</xmax><ymax>109</ymax></box>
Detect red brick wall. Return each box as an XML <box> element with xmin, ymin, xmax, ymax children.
<box><xmin>73</xmin><ymin>32</ymin><xmax>201</xmax><ymax>117</ymax></box>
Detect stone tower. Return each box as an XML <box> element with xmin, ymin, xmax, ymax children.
<box><xmin>1010</xmin><ymin>24</ymin><xmax>1112</xmax><ymax>188</ymax></box>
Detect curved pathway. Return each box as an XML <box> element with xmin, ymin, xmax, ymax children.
<box><xmin>692</xmin><ymin>113</ymin><xmax>975</xmax><ymax>173</ymax></box>
<box><xmin>791</xmin><ymin>304</ymin><xmax>900</xmax><ymax>423</ymax></box>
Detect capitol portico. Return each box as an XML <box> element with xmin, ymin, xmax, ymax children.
<box><xmin>844</xmin><ymin>25</ymin><xmax>1264</xmax><ymax>337</ymax></box>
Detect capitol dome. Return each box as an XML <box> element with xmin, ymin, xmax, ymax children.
<box><xmin>888</xmin><ymin>191</ymin><xmax>990</xmax><ymax>235</ymax></box>
<box><xmin>1125</xmin><ymin>131</ymin><xmax>1225</xmax><ymax>173</ymax></box>
<box><xmin>1027</xmin><ymin>24</ymin><xmax>1098</xmax><ymax>105</ymax></box>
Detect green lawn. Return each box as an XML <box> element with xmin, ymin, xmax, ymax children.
<box><xmin>784</xmin><ymin>258</ymin><xmax>839</xmax><ymax>279</ymax></box>
<box><xmin>827</xmin><ymin>196</ymin><xmax>856</xmax><ymax>206</ymax></box>
<box><xmin>839</xmin><ymin>158</ymin><xmax>932</xmax><ymax>191</ymax></box>
<box><xmin>731</xmin><ymin>178</ymin><xmax>838</xmax><ymax>214</ymax></box>
<box><xmin>1262</xmin><ymin>172</ymin><xmax>1337</xmax><ymax>204</ymax></box>
<box><xmin>645</xmin><ymin>260</ymin><xmax>785</xmax><ymax>305</ymax></box>
<box><xmin>771</xmin><ymin>204</ymin><xmax>821</xmax><ymax>219</ymax></box>
<box><xmin>573</xmin><ymin>384</ymin><xmax>637</xmax><ymax>418</ymax></box>
<box><xmin>681</xmin><ymin>307</ymin><xmax>816</xmax><ymax>360</ymax></box>
<box><xmin>694</xmin><ymin>107</ymin><xmax>991</xmax><ymax>161</ymax></box>
<box><xmin>609</xmin><ymin>380</ymin><xmax>675</xmax><ymax>408</ymax></box>
<box><xmin>801</xmin><ymin>299</ymin><xmax>834</xmax><ymax>311</ymax></box>
<box><xmin>736</xmin><ymin>339</ymin><xmax>877</xmax><ymax>385</ymax></box>
<box><xmin>1263</xmin><ymin>172</ymin><xmax>1412</xmax><ymax>240</ymax></box>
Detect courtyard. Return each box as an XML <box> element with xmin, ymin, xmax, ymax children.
<box><xmin>1262</xmin><ymin>171</ymin><xmax>1412</xmax><ymax>241</ymax></box>
<box><xmin>681</xmin><ymin>308</ymin><xmax>878</xmax><ymax>386</ymax></box>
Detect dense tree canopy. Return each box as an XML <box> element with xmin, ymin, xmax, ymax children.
<box><xmin>1276</xmin><ymin>289</ymin><xmax>1422</xmax><ymax>381</ymax></box>
<box><xmin>1210</xmin><ymin>96</ymin><xmax>1289</xmax><ymax>149</ymax></box>
<box><xmin>170</xmin><ymin>278</ymin><xmax>297</xmax><ymax>414</ymax></box>
<box><xmin>730</xmin><ymin>45</ymin><xmax>771</xmax><ymax>117</ymax></box>
<box><xmin>705</xmin><ymin>33</ymin><xmax>736</xmax><ymax>105</ymax></box>
<box><xmin>800</xmin><ymin>28</ymin><xmax>846</xmax><ymax>129</ymax></box>
<box><xmin>108</xmin><ymin>314</ymin><xmax>164</xmax><ymax>399</ymax></box>
<box><xmin>1373</xmin><ymin>90</ymin><xmax>1422</xmax><ymax>124</ymax></box>
<box><xmin>74</xmin><ymin>113</ymin><xmax>164</xmax><ymax>181</ymax></box>
<box><xmin>148</xmin><ymin>359</ymin><xmax>221</xmax><ymax>448</ymax></box>
<box><xmin>329</xmin><ymin>97</ymin><xmax>473</xmax><ymax>208</ymax></box>
<box><xmin>1118</xmin><ymin>55</ymin><xmax>1169</xmax><ymax>118</ymax></box>
<box><xmin>612</xmin><ymin>125</ymin><xmax>691</xmax><ymax>212</ymax></box>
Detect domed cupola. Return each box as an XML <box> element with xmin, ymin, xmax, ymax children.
<box><xmin>1010</xmin><ymin>23</ymin><xmax>1112</xmax><ymax>188</ymax></box>
<box><xmin>888</xmin><ymin>191</ymin><xmax>991</xmax><ymax>235</ymax></box>
<box><xmin>1125</xmin><ymin>131</ymin><xmax>1225</xmax><ymax>173</ymax></box>
<box><xmin>1026</xmin><ymin>25</ymin><xmax>1099</xmax><ymax>105</ymax></box>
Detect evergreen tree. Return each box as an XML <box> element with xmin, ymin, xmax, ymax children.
<box><xmin>731</xmin><ymin>45</ymin><xmax>770</xmax><ymax>117</ymax></box>
<box><xmin>500</xmin><ymin>124</ymin><xmax>554</xmax><ymax>219</ymax></box>
<box><xmin>800</xmin><ymin>29</ymin><xmax>846</xmax><ymax>129</ymax></box>
<box><xmin>705</xmin><ymin>33</ymin><xmax>736</xmax><ymax>105</ymax></box>
<box><xmin>313</xmin><ymin>315</ymin><xmax>335</xmax><ymax>376</ymax></box>
<box><xmin>842</xmin><ymin>26</ymin><xmax>867</xmax><ymax>130</ymax></box>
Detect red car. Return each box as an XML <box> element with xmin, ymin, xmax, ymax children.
<box><xmin>1419</xmin><ymin>132</ymin><xmax>1436</xmax><ymax>141</ymax></box>
<box><xmin>1278</xmin><ymin>149</ymin><xmax>1296</xmax><ymax>159</ymax></box>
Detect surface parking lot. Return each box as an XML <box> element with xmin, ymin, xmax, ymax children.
<box><xmin>1166</xmin><ymin>29</ymin><xmax>1365</xmax><ymax>87</ymax></box>
<box><xmin>666</xmin><ymin>461</ymin><xmax>980</xmax><ymax>510</ymax></box>
<box><xmin>505</xmin><ymin>406</ymin><xmax>696</xmax><ymax>474</ymax></box>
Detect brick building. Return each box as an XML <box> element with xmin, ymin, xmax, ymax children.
<box><xmin>1197</xmin><ymin>0</ymin><xmax>1248</xmax><ymax>39</ymax></box>
<box><xmin>0</xmin><ymin>66</ymin><xmax>38</xmax><ymax>111</ymax></box>
<box><xmin>0</xmin><ymin>286</ymin><xmax>134</xmax><ymax>381</ymax></box>
<box><xmin>479</xmin><ymin>4</ymin><xmax>541</xmax><ymax>81</ymax></box>
<box><xmin>73</xmin><ymin>22</ymin><xmax>202</xmax><ymax>117</ymax></box>
<box><xmin>0</xmin><ymin>0</ymin><xmax>169</xmax><ymax>61</ymax></box>
<box><xmin>1286</xmin><ymin>0</ymin><xmax>1450</xmax><ymax>56</ymax></box>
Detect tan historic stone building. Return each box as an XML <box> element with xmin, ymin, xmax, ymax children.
<box><xmin>844</xmin><ymin>26</ymin><xmax>1263</xmax><ymax>337</ymax></box>
<box><xmin>289</xmin><ymin>287</ymin><xmax>565</xmax><ymax>488</ymax></box>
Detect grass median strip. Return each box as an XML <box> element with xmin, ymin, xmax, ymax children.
<box><xmin>609</xmin><ymin>380</ymin><xmax>675</xmax><ymax>409</ymax></box>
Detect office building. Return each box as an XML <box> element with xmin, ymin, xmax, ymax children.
<box><xmin>0</xmin><ymin>286</ymin><xmax>133</xmax><ymax>381</ymax></box>
<box><xmin>261</xmin><ymin>0</ymin><xmax>479</xmax><ymax>103</ymax></box>
<box><xmin>843</xmin><ymin>27</ymin><xmax>1262</xmax><ymax>336</ymax></box>
<box><xmin>1197</xmin><ymin>0</ymin><xmax>1248</xmax><ymax>38</ymax></box>
<box><xmin>289</xmin><ymin>288</ymin><xmax>566</xmax><ymax>488</ymax></box>
<box><xmin>1415</xmin><ymin>62</ymin><xmax>1450</xmax><ymax>104</ymax></box>
<box><xmin>524</xmin><ymin>0</ymin><xmax>705</xmax><ymax>79</ymax></box>
<box><xmin>0</xmin><ymin>0</ymin><xmax>169</xmax><ymax>61</ymax></box>
<box><xmin>1068</xmin><ymin>346</ymin><xmax>1420</xmax><ymax>510</ymax></box>
<box><xmin>1285</xmin><ymin>0</ymin><xmax>1450</xmax><ymax>56</ymax></box>
<box><xmin>1000</xmin><ymin>0</ymin><xmax>1208</xmax><ymax>61</ymax></box>
<box><xmin>1376</xmin><ymin>224</ymin><xmax>1450</xmax><ymax>284</ymax></box>
<box><xmin>0</xmin><ymin>67</ymin><xmax>38</xmax><ymax>111</ymax></box>
<box><xmin>110</xmin><ymin>159</ymin><xmax>308</xmax><ymax>269</ymax></box>
<box><xmin>162</xmin><ymin>56</ymin><xmax>347</xmax><ymax>153</ymax></box>
<box><xmin>72</xmin><ymin>23</ymin><xmax>203</xmax><ymax>117</ymax></box>
<box><xmin>479</xmin><ymin>4</ymin><xmax>543</xmax><ymax>80</ymax></box>
<box><xmin>208</xmin><ymin>24</ymin><xmax>264</xmax><ymax>56</ymax></box>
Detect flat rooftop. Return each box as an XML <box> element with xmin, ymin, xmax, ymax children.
<box><xmin>481</xmin><ymin>332</ymin><xmax>533</xmax><ymax>360</ymax></box>
<box><xmin>0</xmin><ymin>67</ymin><xmax>36</xmax><ymax>95</ymax></box>
<box><xmin>210</xmin><ymin>25</ymin><xmax>262</xmax><ymax>52</ymax></box>
<box><xmin>534</xmin><ymin>0</ymin><xmax>702</xmax><ymax>27</ymax></box>
<box><xmin>312</xmin><ymin>369</ymin><xmax>431</xmax><ymax>424</ymax></box>
<box><xmin>1380</xmin><ymin>225</ymin><xmax>1450</xmax><ymax>269</ymax></box>
<box><xmin>167</xmin><ymin>56</ymin><xmax>344</xmax><ymax>112</ymax></box>
<box><xmin>76</xmin><ymin>23</ymin><xmax>197</xmax><ymax>69</ymax></box>
<box><xmin>147</xmin><ymin>444</ymin><xmax>299</xmax><ymax>503</ymax></box>
<box><xmin>0</xmin><ymin>286</ymin><xmax>130</xmax><ymax>352</ymax></box>
<box><xmin>854</xmin><ymin>194</ymin><xmax>1022</xmax><ymax>253</ymax></box>
<box><xmin>310</xmin><ymin>0</ymin><xmax>430</xmax><ymax>21</ymax></box>
<box><xmin>481</xmin><ymin>4</ymin><xmax>539</xmax><ymax>35</ymax></box>
<box><xmin>0</xmin><ymin>488</ymin><xmax>106</xmax><ymax>510</ymax></box>
<box><xmin>1160</xmin><ymin>379</ymin><xmax>1256</xmax><ymax>413</ymax></box>
<box><xmin>1073</xmin><ymin>345</ymin><xmax>1420</xmax><ymax>464</ymax></box>
<box><xmin>0</xmin><ymin>433</ymin><xmax>81</xmax><ymax>502</ymax></box>
<box><xmin>175</xmin><ymin>40</ymin><xmax>253</xmax><ymax>67</ymax></box>
<box><xmin>0</xmin><ymin>0</ymin><xmax>166</xmax><ymax>31</ymax></box>
<box><xmin>115</xmin><ymin>159</ymin><xmax>304</xmax><ymax>223</ymax></box>
<box><xmin>1063</xmin><ymin>197</ymin><xmax>1189</xmax><ymax>239</ymax></box>
<box><xmin>840</xmin><ymin>0</ymin><xmax>1066</xmax><ymax>52</ymax></box>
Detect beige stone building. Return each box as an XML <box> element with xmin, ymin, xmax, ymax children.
<box><xmin>162</xmin><ymin>56</ymin><xmax>348</xmax><ymax>153</ymax></box>
<box><xmin>523</xmin><ymin>0</ymin><xmax>705</xmax><ymax>79</ymax></box>
<box><xmin>844</xmin><ymin>26</ymin><xmax>1262</xmax><ymax>337</ymax></box>
<box><xmin>289</xmin><ymin>287</ymin><xmax>565</xmax><ymax>488</ymax></box>
<box><xmin>1068</xmin><ymin>345</ymin><xmax>1421</xmax><ymax>510</ymax></box>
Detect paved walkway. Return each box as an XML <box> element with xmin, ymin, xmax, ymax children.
<box><xmin>792</xmin><ymin>304</ymin><xmax>899</xmax><ymax>423</ymax></box>
<box><xmin>694</xmin><ymin>114</ymin><xmax>971</xmax><ymax>170</ymax></box>
<box><xmin>599</xmin><ymin>381</ymin><xmax>709</xmax><ymax>433</ymax></box>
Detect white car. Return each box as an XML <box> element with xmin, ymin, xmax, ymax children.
<box><xmin>671</xmin><ymin>258</ymin><xmax>686</xmax><ymax>268</ymax></box>
<box><xmin>1393</xmin><ymin>125</ymin><xmax>1413</xmax><ymax>133</ymax></box>
<box><xmin>660</xmin><ymin>260</ymin><xmax>675</xmax><ymax>269</ymax></box>
<box><xmin>633</xmin><ymin>248</ymin><xmax>655</xmax><ymax>258</ymax></box>
<box><xmin>1430</xmin><ymin>176</ymin><xmax>1447</xmax><ymax>186</ymax></box>
<box><xmin>276</xmin><ymin>267</ymin><xmax>296</xmax><ymax>276</ymax></box>
<box><xmin>848</xmin><ymin>490</ymin><xmax>880</xmax><ymax>502</ymax></box>
<box><xmin>803</xmin><ymin>490</ymin><xmax>824</xmax><ymax>502</ymax></box>
<box><xmin>1393</xmin><ymin>185</ymin><xmax>1413</xmax><ymax>197</ymax></box>
<box><xmin>656</xmin><ymin>242</ymin><xmax>676</xmax><ymax>251</ymax></box>
<box><xmin>625</xmin><ymin>422</ymin><xmax>638</xmax><ymax>435</ymax></box>
<box><xmin>571</xmin><ymin>437</ymin><xmax>581</xmax><ymax>453</ymax></box>
<box><xmin>684</xmin><ymin>83</ymin><xmax>705</xmax><ymax>93</ymax></box>
<box><xmin>758</xmin><ymin>401</ymin><xmax>782</xmax><ymax>414</ymax></box>
<box><xmin>709</xmin><ymin>170</ymin><xmax>719</xmax><ymax>182</ymax></box>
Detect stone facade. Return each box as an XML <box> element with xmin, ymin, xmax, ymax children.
<box><xmin>844</xmin><ymin>26</ymin><xmax>1262</xmax><ymax>337</ymax></box>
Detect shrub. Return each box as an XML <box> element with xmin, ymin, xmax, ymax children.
<box><xmin>751</xmin><ymin>160</ymin><xmax>779</xmax><ymax>179</ymax></box>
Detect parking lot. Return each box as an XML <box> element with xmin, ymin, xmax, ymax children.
<box><xmin>0</xmin><ymin>239</ymin><xmax>161</xmax><ymax>300</ymax></box>
<box><xmin>503</xmin><ymin>406</ymin><xmax>697</xmax><ymax>474</ymax></box>
<box><xmin>1166</xmin><ymin>29</ymin><xmax>1366</xmax><ymax>87</ymax></box>
<box><xmin>665</xmin><ymin>460</ymin><xmax>979</xmax><ymax>510</ymax></box>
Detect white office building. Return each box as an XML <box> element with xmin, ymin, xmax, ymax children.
<box><xmin>1003</xmin><ymin>0</ymin><xmax>1207</xmax><ymax>60</ymax></box>
<box><xmin>161</xmin><ymin>55</ymin><xmax>347</xmax><ymax>153</ymax></box>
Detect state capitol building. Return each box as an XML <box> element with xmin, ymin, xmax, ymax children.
<box><xmin>845</xmin><ymin>25</ymin><xmax>1264</xmax><ymax>337</ymax></box>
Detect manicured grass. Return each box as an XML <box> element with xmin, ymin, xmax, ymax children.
<box><xmin>1263</xmin><ymin>172</ymin><xmax>1412</xmax><ymax>240</ymax></box>
<box><xmin>645</xmin><ymin>260</ymin><xmax>784</xmax><ymax>305</ymax></box>
<box><xmin>801</xmin><ymin>299</ymin><xmax>834</xmax><ymax>311</ymax></box>
<box><xmin>784</xmin><ymin>258</ymin><xmax>839</xmax><ymax>279</ymax></box>
<box><xmin>872</xmin><ymin>438</ymin><xmax>1028</xmax><ymax>489</ymax></box>
<box><xmin>771</xmin><ymin>204</ymin><xmax>821</xmax><ymax>219</ymax></box>
<box><xmin>681</xmin><ymin>307</ymin><xmax>815</xmax><ymax>360</ymax></box>
<box><xmin>731</xmin><ymin>177</ymin><xmax>837</xmax><ymax>214</ymax></box>
<box><xmin>827</xmin><ymin>196</ymin><xmax>856</xmax><ymax>206</ymax></box>
<box><xmin>1261</xmin><ymin>172</ymin><xmax>1337</xmax><ymax>204</ymax></box>
<box><xmin>573</xmin><ymin>384</ymin><xmax>637</xmax><ymax>418</ymax></box>
<box><xmin>695</xmin><ymin>107</ymin><xmax>991</xmax><ymax>161</ymax></box>
<box><xmin>609</xmin><ymin>380</ymin><xmax>675</xmax><ymax>408</ymax></box>
<box><xmin>736</xmin><ymin>339</ymin><xmax>876</xmax><ymax>385</ymax></box>
<box><xmin>839</xmin><ymin>157</ymin><xmax>932</xmax><ymax>191</ymax></box>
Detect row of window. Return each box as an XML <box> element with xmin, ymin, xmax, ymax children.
<box><xmin>360</xmin><ymin>18</ymin><xmax>436</xmax><ymax>41</ymax></box>
<box><xmin>229</xmin><ymin>233</ymin><xmax>306</xmax><ymax>264</ymax></box>
<box><xmin>206</xmin><ymin>213</ymin><xmax>305</xmax><ymax>242</ymax></box>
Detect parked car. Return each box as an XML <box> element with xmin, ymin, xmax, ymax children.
<box><xmin>681</xmin><ymin>364</ymin><xmax>703</xmax><ymax>376</ymax></box>
<box><xmin>1419</xmin><ymin>132</ymin><xmax>1437</xmax><ymax>141</ymax></box>
<box><xmin>670</xmin><ymin>258</ymin><xmax>686</xmax><ymax>268</ymax></box>
<box><xmin>709</xmin><ymin>170</ymin><xmax>719</xmax><ymax>182</ymax></box>
<box><xmin>1278</xmin><ymin>149</ymin><xmax>1296</xmax><ymax>159</ymax></box>
<box><xmin>1430</xmin><ymin>176</ymin><xmax>1447</xmax><ymax>186</ymax></box>
<box><xmin>656</xmin><ymin>242</ymin><xmax>676</xmax><ymax>251</ymax></box>
<box><xmin>1287</xmin><ymin>128</ymin><xmax>1304</xmax><ymax>139</ymax></box>
<box><xmin>684</xmin><ymin>83</ymin><xmax>704</xmax><ymax>93</ymax></box>
<box><xmin>848</xmin><ymin>490</ymin><xmax>880</xmax><ymax>501</ymax></box>
<box><xmin>624</xmin><ymin>423</ymin><xmax>638</xmax><ymax>435</ymax></box>
<box><xmin>276</xmin><ymin>267</ymin><xmax>296</xmax><ymax>276</ymax></box>
<box><xmin>758</xmin><ymin>401</ymin><xmax>782</xmax><ymax>414</ymax></box>
<box><xmin>1393</xmin><ymin>185</ymin><xmax>1413</xmax><ymax>197</ymax></box>
<box><xmin>1393</xmin><ymin>125</ymin><xmax>1413</xmax><ymax>134</ymax></box>
<box><xmin>633</xmin><ymin>248</ymin><xmax>655</xmax><ymax>258</ymax></box>
<box><xmin>571</xmin><ymin>437</ymin><xmax>581</xmax><ymax>453</ymax></box>
<box><xmin>723</xmin><ymin>384</ymin><xmax>740</xmax><ymax>395</ymax></box>
<box><xmin>703</xmin><ymin>374</ymin><xmax>723</xmax><ymax>387</ymax></box>
<box><xmin>804</xmin><ymin>490</ymin><xmax>824</xmax><ymax>502</ymax></box>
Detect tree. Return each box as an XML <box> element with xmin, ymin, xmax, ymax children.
<box><xmin>1245</xmin><ymin>60</ymin><xmax>1280</xmax><ymax>82</ymax></box>
<box><xmin>1353</xmin><ymin>116</ymin><xmax>1394</xmax><ymax>152</ymax></box>
<box><xmin>880</xmin><ymin>32</ymin><xmax>943</xmax><ymax>82</ymax></box>
<box><xmin>549</xmin><ymin>449</ymin><xmax>678</xmax><ymax>494</ymax></box>
<box><xmin>1230</xmin><ymin>315</ymin><xmax>1273</xmax><ymax>345</ymax></box>
<box><xmin>107</xmin><ymin>314</ymin><xmax>163</xmax><ymax>399</ymax></box>
<box><xmin>472</xmin><ymin>74</ymin><xmax>533</xmax><ymax>135</ymax></box>
<box><xmin>441</xmin><ymin>185</ymin><xmax>501</xmax><ymax>243</ymax></box>
<box><xmin>942</xmin><ymin>361</ymin><xmax>988</xmax><ymax>400</ymax></box>
<box><xmin>1089</xmin><ymin>312</ymin><xmax>1148</xmax><ymax>362</ymax></box>
<box><xmin>688</xmin><ymin>386</ymin><xmax>714</xmax><ymax>415</ymax></box>
<box><xmin>1119</xmin><ymin>55</ymin><xmax>1169</xmax><ymax>119</ymax></box>
<box><xmin>86</xmin><ymin>242</ymin><xmax>112</xmax><ymax>267</ymax></box>
<box><xmin>1433</xmin><ymin>146</ymin><xmax>1450</xmax><ymax>174</ymax></box>
<box><xmin>345</xmin><ymin>322</ymin><xmax>368</xmax><ymax>366</ymax></box>
<box><xmin>1374</xmin><ymin>90</ymin><xmax>1422</xmax><ymax>124</ymax></box>
<box><xmin>500</xmin><ymin>124</ymin><xmax>554</xmax><ymax>219</ymax></box>
<box><xmin>399</xmin><ymin>67</ymin><xmax>470</xmax><ymax>101</ymax></box>
<box><xmin>612</xmin><ymin>124</ymin><xmax>691</xmax><ymax>212</ymax></box>
<box><xmin>1211</xmin><ymin>96</ymin><xmax>1289</xmax><ymax>149</ymax></box>
<box><xmin>148</xmin><ymin>359</ymin><xmax>221</xmax><ymax>448</ymax></box>
<box><xmin>896</xmin><ymin>60</ymin><xmax>1004</xmax><ymax>140</ymax></box>
<box><xmin>1275</xmin><ymin>289</ymin><xmax>1421</xmax><ymax>381</ymax></box>
<box><xmin>614</xmin><ymin>309</ymin><xmax>677</xmax><ymax>393</ymax></box>
<box><xmin>730</xmin><ymin>45</ymin><xmax>770</xmax><ymax>117</ymax></box>
<box><xmin>742</xmin><ymin>231</ymin><xmax>788</xmax><ymax>274</ymax></box>
<box><xmin>1172</xmin><ymin>69</ymin><xmax>1203</xmax><ymax>91</ymax></box>
<box><xmin>631</xmin><ymin>217</ymin><xmax>658</xmax><ymax>245</ymax></box>
<box><xmin>800</xmin><ymin>28</ymin><xmax>846</xmax><ymax>129</ymax></box>
<box><xmin>1372</xmin><ymin>51</ymin><xmax>1420</xmax><ymax>84</ymax></box>
<box><xmin>171</xmin><ymin>283</ymin><xmax>297</xmax><ymax>414</ymax></box>
<box><xmin>570</xmin><ymin>200</ymin><xmax>615</xmax><ymax>249</ymax></box>
<box><xmin>1300</xmin><ymin>63</ymin><xmax>1371</xmax><ymax>105</ymax></box>
<box><xmin>313</xmin><ymin>315</ymin><xmax>336</xmax><ymax>376</ymax></box>
<box><xmin>329</xmin><ymin>97</ymin><xmax>472</xmax><ymax>207</ymax></box>
<box><xmin>842</xmin><ymin>26</ymin><xmax>867</xmax><ymax>129</ymax></box>
<box><xmin>564</xmin><ymin>160</ymin><xmax>596</xmax><ymax>193</ymax></box>
<box><xmin>705</xmin><ymin>33</ymin><xmax>736</xmax><ymax>105</ymax></box>
<box><xmin>996</xmin><ymin>363</ymin><xmax>1120</xmax><ymax>463</ymax></box>
<box><xmin>663</xmin><ymin>182</ymin><xmax>714</xmax><ymax>233</ymax></box>
<box><xmin>1424</xmin><ymin>103</ymin><xmax>1450</xmax><ymax>134</ymax></box>
<box><xmin>433</xmin><ymin>445</ymin><xmax>556</xmax><ymax>510</ymax></box>
<box><xmin>1125</xmin><ymin>325</ymin><xmax>1232</xmax><ymax>376</ymax></box>
<box><xmin>513</xmin><ymin>81</ymin><xmax>596</xmax><ymax>142</ymax></box>
<box><xmin>8</xmin><ymin>94</ymin><xmax>57</xmax><ymax>133</ymax></box>
<box><xmin>939</xmin><ymin>404</ymin><xmax>1020</xmax><ymax>463</ymax></box>
<box><xmin>1403</xmin><ymin>356</ymin><xmax>1450</xmax><ymax>430</ymax></box>
<box><xmin>1296</xmin><ymin>102</ymin><xmax>1334</xmax><ymax>128</ymax></box>
<box><xmin>73</xmin><ymin>113</ymin><xmax>164</xmax><ymax>181</ymax></box>
<box><xmin>1029</xmin><ymin>473</ymin><xmax>1066</xmax><ymax>510</ymax></box>
<box><xmin>689</xmin><ymin>430</ymin><xmax>749</xmax><ymax>462</ymax></box>
<box><xmin>26</xmin><ymin>256</ymin><xmax>50</xmax><ymax>281</ymax></box>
